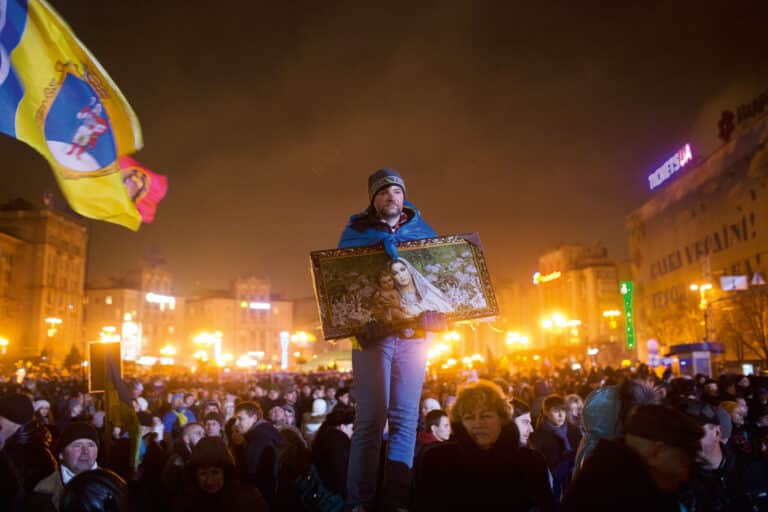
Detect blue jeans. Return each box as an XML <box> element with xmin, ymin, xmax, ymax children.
<box><xmin>347</xmin><ymin>334</ymin><xmax>428</xmax><ymax>507</ymax></box>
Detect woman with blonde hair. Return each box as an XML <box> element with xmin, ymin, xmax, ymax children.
<box><xmin>565</xmin><ymin>394</ymin><xmax>584</xmax><ymax>433</ymax></box>
<box><xmin>413</xmin><ymin>380</ymin><xmax>554</xmax><ymax>511</ymax></box>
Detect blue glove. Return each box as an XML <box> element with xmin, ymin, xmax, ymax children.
<box><xmin>419</xmin><ymin>311</ymin><xmax>447</xmax><ymax>332</ymax></box>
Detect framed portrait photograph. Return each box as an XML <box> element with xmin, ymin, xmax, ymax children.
<box><xmin>310</xmin><ymin>233</ymin><xmax>498</xmax><ymax>340</ymax></box>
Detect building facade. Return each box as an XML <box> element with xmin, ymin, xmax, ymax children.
<box><xmin>84</xmin><ymin>261</ymin><xmax>184</xmax><ymax>361</ymax></box>
<box><xmin>0</xmin><ymin>200</ymin><xmax>87</xmax><ymax>361</ymax></box>
<box><xmin>627</xmin><ymin>105</ymin><xmax>768</xmax><ymax>363</ymax></box>
<box><xmin>534</xmin><ymin>244</ymin><xmax>623</xmax><ymax>348</ymax></box>
<box><xmin>184</xmin><ymin>277</ymin><xmax>295</xmax><ymax>365</ymax></box>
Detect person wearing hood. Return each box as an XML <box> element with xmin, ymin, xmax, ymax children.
<box><xmin>574</xmin><ymin>374</ymin><xmax>658</xmax><ymax>471</ymax></box>
<box><xmin>337</xmin><ymin>168</ymin><xmax>448</xmax><ymax>512</ymax></box>
<box><xmin>172</xmin><ymin>436</ymin><xmax>268</xmax><ymax>512</ymax></box>
<box><xmin>0</xmin><ymin>392</ymin><xmax>40</xmax><ymax>511</ymax></box>
<box><xmin>562</xmin><ymin>404</ymin><xmax>703</xmax><ymax>512</ymax></box>
<box><xmin>233</xmin><ymin>400</ymin><xmax>283</xmax><ymax>506</ymax></box>
<box><xmin>0</xmin><ymin>392</ymin><xmax>56</xmax><ymax>495</ymax></box>
<box><xmin>413</xmin><ymin>380</ymin><xmax>555</xmax><ymax>511</ymax></box>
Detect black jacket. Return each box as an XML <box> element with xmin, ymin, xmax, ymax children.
<box><xmin>532</xmin><ymin>420</ymin><xmax>582</xmax><ymax>500</ymax></box>
<box><xmin>237</xmin><ymin>420</ymin><xmax>283</xmax><ymax>504</ymax></box>
<box><xmin>172</xmin><ymin>475</ymin><xmax>268</xmax><ymax>512</ymax></box>
<box><xmin>562</xmin><ymin>439</ymin><xmax>681</xmax><ymax>512</ymax></box>
<box><xmin>3</xmin><ymin>420</ymin><xmax>56</xmax><ymax>493</ymax></box>
<box><xmin>412</xmin><ymin>423</ymin><xmax>555</xmax><ymax>511</ymax></box>
<box><xmin>686</xmin><ymin>443</ymin><xmax>767</xmax><ymax>512</ymax></box>
<box><xmin>311</xmin><ymin>425</ymin><xmax>350</xmax><ymax>498</ymax></box>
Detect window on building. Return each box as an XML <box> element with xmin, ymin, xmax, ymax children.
<box><xmin>106</xmin><ymin>295</ymin><xmax>113</xmax><ymax>305</ymax></box>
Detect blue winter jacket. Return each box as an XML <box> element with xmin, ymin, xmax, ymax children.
<box><xmin>337</xmin><ymin>200</ymin><xmax>436</xmax><ymax>258</ymax></box>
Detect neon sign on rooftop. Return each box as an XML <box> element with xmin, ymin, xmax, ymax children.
<box><xmin>648</xmin><ymin>143</ymin><xmax>693</xmax><ymax>190</ymax></box>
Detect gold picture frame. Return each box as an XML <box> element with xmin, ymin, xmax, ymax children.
<box><xmin>310</xmin><ymin>233</ymin><xmax>498</xmax><ymax>340</ymax></box>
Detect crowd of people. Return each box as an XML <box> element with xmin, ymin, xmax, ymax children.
<box><xmin>0</xmin><ymin>362</ymin><xmax>767</xmax><ymax>511</ymax></box>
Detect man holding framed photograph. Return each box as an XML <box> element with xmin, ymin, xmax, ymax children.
<box><xmin>338</xmin><ymin>168</ymin><xmax>448</xmax><ymax>512</ymax></box>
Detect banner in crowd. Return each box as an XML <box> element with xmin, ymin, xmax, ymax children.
<box><xmin>104</xmin><ymin>351</ymin><xmax>141</xmax><ymax>472</ymax></box>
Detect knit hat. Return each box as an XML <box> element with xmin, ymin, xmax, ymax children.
<box><xmin>33</xmin><ymin>399</ymin><xmax>51</xmax><ymax>412</ymax></box>
<box><xmin>510</xmin><ymin>398</ymin><xmax>531</xmax><ymax>419</ymax></box>
<box><xmin>625</xmin><ymin>404</ymin><xmax>703</xmax><ymax>460</ymax></box>
<box><xmin>189</xmin><ymin>436</ymin><xmax>235</xmax><ymax>471</ymax></box>
<box><xmin>311</xmin><ymin>398</ymin><xmax>328</xmax><ymax>416</ymax></box>
<box><xmin>368</xmin><ymin>168</ymin><xmax>406</xmax><ymax>201</ymax></box>
<box><xmin>0</xmin><ymin>393</ymin><xmax>33</xmax><ymax>425</ymax></box>
<box><xmin>422</xmin><ymin>398</ymin><xmax>441</xmax><ymax>413</ymax></box>
<box><xmin>56</xmin><ymin>421</ymin><xmax>100</xmax><ymax>453</ymax></box>
<box><xmin>678</xmin><ymin>398</ymin><xmax>720</xmax><ymax>426</ymax></box>
<box><xmin>135</xmin><ymin>397</ymin><xmax>149</xmax><ymax>411</ymax></box>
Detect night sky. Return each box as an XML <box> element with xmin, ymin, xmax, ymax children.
<box><xmin>3</xmin><ymin>1</ymin><xmax>768</xmax><ymax>298</ymax></box>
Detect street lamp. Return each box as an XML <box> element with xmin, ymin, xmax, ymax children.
<box><xmin>45</xmin><ymin>317</ymin><xmax>62</xmax><ymax>338</ymax></box>
<box><xmin>541</xmin><ymin>313</ymin><xmax>582</xmax><ymax>347</ymax></box>
<box><xmin>690</xmin><ymin>283</ymin><xmax>713</xmax><ymax>341</ymax></box>
<box><xmin>0</xmin><ymin>336</ymin><xmax>8</xmax><ymax>355</ymax></box>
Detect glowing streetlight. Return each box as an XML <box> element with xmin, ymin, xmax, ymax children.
<box><xmin>443</xmin><ymin>331</ymin><xmax>461</xmax><ymax>342</ymax></box>
<box><xmin>690</xmin><ymin>282</ymin><xmax>714</xmax><ymax>340</ymax></box>
<box><xmin>290</xmin><ymin>331</ymin><xmax>316</xmax><ymax>344</ymax></box>
<box><xmin>505</xmin><ymin>331</ymin><xmax>530</xmax><ymax>346</ymax></box>
<box><xmin>160</xmin><ymin>344</ymin><xmax>176</xmax><ymax>357</ymax></box>
<box><xmin>0</xmin><ymin>336</ymin><xmax>8</xmax><ymax>355</ymax></box>
<box><xmin>45</xmin><ymin>317</ymin><xmax>62</xmax><ymax>338</ymax></box>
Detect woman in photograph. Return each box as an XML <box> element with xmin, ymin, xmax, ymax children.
<box><xmin>390</xmin><ymin>257</ymin><xmax>453</xmax><ymax>317</ymax></box>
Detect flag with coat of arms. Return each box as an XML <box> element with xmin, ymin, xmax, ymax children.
<box><xmin>0</xmin><ymin>0</ymin><xmax>166</xmax><ymax>229</ymax></box>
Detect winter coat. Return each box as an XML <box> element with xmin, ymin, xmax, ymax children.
<box><xmin>0</xmin><ymin>449</ymin><xmax>25</xmax><ymax>512</ymax></box>
<box><xmin>162</xmin><ymin>441</ymin><xmax>192</xmax><ymax>492</ymax></box>
<box><xmin>562</xmin><ymin>439</ymin><xmax>680</xmax><ymax>512</ymax></box>
<box><xmin>574</xmin><ymin>380</ymin><xmax>657</xmax><ymax>471</ymax></box>
<box><xmin>412</xmin><ymin>423</ymin><xmax>555</xmax><ymax>511</ymax></box>
<box><xmin>172</xmin><ymin>475</ymin><xmax>268</xmax><ymax>512</ymax></box>
<box><xmin>236</xmin><ymin>420</ymin><xmax>283</xmax><ymax>505</ymax></box>
<box><xmin>26</xmin><ymin>469</ymin><xmax>64</xmax><ymax>512</ymax></box>
<box><xmin>4</xmin><ymin>420</ymin><xmax>57</xmax><ymax>493</ymax></box>
<box><xmin>311</xmin><ymin>426</ymin><xmax>351</xmax><ymax>499</ymax></box>
<box><xmin>532</xmin><ymin>420</ymin><xmax>582</xmax><ymax>502</ymax></box>
<box><xmin>687</xmin><ymin>443</ymin><xmax>767</xmax><ymax>512</ymax></box>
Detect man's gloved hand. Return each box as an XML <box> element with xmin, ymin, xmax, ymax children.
<box><xmin>419</xmin><ymin>311</ymin><xmax>447</xmax><ymax>332</ymax></box>
<box><xmin>362</xmin><ymin>320</ymin><xmax>393</xmax><ymax>344</ymax></box>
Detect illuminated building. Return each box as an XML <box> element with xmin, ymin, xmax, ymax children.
<box><xmin>0</xmin><ymin>199</ymin><xmax>87</xmax><ymax>361</ymax></box>
<box><xmin>84</xmin><ymin>260</ymin><xmax>184</xmax><ymax>358</ymax></box>
<box><xmin>185</xmin><ymin>276</ymin><xmax>294</xmax><ymax>362</ymax></box>
<box><xmin>534</xmin><ymin>245</ymin><xmax>623</xmax><ymax>346</ymax></box>
<box><xmin>627</xmin><ymin>92</ymin><xmax>768</xmax><ymax>364</ymax></box>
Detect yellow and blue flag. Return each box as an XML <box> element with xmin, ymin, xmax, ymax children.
<box><xmin>1</xmin><ymin>0</ymin><xmax>145</xmax><ymax>230</ymax></box>
<box><xmin>104</xmin><ymin>351</ymin><xmax>141</xmax><ymax>473</ymax></box>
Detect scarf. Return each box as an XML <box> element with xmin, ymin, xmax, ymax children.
<box><xmin>543</xmin><ymin>419</ymin><xmax>572</xmax><ymax>453</ymax></box>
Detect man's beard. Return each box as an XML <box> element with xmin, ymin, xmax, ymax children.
<box><xmin>377</xmin><ymin>203</ymin><xmax>402</xmax><ymax>221</ymax></box>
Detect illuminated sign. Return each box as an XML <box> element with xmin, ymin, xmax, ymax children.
<box><xmin>532</xmin><ymin>271</ymin><xmax>561</xmax><ymax>285</ymax></box>
<box><xmin>620</xmin><ymin>281</ymin><xmax>635</xmax><ymax>350</ymax></box>
<box><xmin>249</xmin><ymin>302</ymin><xmax>271</xmax><ymax>310</ymax></box>
<box><xmin>145</xmin><ymin>292</ymin><xmax>176</xmax><ymax>310</ymax></box>
<box><xmin>648</xmin><ymin>143</ymin><xmax>693</xmax><ymax>190</ymax></box>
